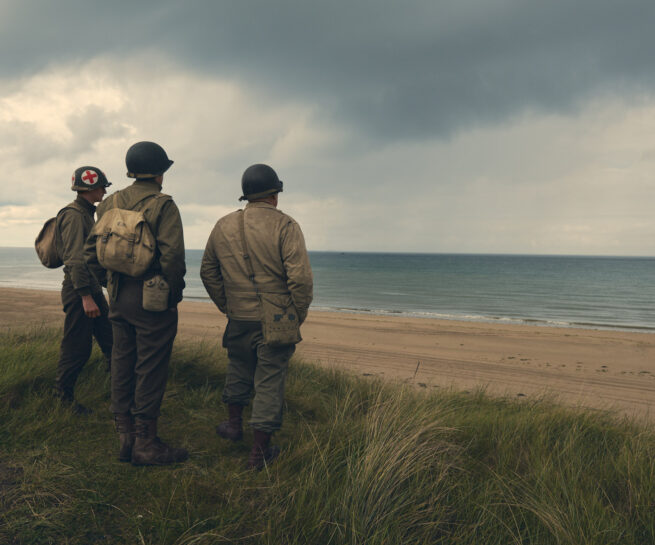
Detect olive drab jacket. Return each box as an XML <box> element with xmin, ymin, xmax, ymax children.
<box><xmin>57</xmin><ymin>196</ymin><xmax>101</xmax><ymax>296</ymax></box>
<box><xmin>200</xmin><ymin>201</ymin><xmax>313</xmax><ymax>322</ymax></box>
<box><xmin>84</xmin><ymin>179</ymin><xmax>186</xmax><ymax>305</ymax></box>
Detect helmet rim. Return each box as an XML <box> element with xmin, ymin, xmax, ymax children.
<box><xmin>239</xmin><ymin>163</ymin><xmax>283</xmax><ymax>201</ymax></box>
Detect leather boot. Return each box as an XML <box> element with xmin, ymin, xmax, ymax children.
<box><xmin>54</xmin><ymin>388</ymin><xmax>92</xmax><ymax>415</ymax></box>
<box><xmin>131</xmin><ymin>418</ymin><xmax>189</xmax><ymax>466</ymax></box>
<box><xmin>247</xmin><ymin>430</ymin><xmax>280</xmax><ymax>471</ymax></box>
<box><xmin>216</xmin><ymin>404</ymin><xmax>244</xmax><ymax>441</ymax></box>
<box><xmin>114</xmin><ymin>413</ymin><xmax>134</xmax><ymax>462</ymax></box>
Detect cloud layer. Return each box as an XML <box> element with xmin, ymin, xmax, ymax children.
<box><xmin>1</xmin><ymin>2</ymin><xmax>654</xmax><ymax>255</ymax></box>
<box><xmin>4</xmin><ymin>1</ymin><xmax>655</xmax><ymax>140</ymax></box>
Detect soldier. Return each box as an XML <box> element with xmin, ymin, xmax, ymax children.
<box><xmin>85</xmin><ymin>141</ymin><xmax>188</xmax><ymax>466</ymax></box>
<box><xmin>55</xmin><ymin>166</ymin><xmax>113</xmax><ymax>415</ymax></box>
<box><xmin>201</xmin><ymin>164</ymin><xmax>313</xmax><ymax>470</ymax></box>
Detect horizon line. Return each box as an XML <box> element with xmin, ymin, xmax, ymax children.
<box><xmin>2</xmin><ymin>245</ymin><xmax>653</xmax><ymax>259</ymax></box>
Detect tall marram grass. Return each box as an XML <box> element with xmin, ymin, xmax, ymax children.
<box><xmin>1</xmin><ymin>327</ymin><xmax>654</xmax><ymax>544</ymax></box>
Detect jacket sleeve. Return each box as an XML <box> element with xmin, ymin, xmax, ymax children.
<box><xmin>200</xmin><ymin>226</ymin><xmax>227</xmax><ymax>314</ymax></box>
<box><xmin>280</xmin><ymin>220</ymin><xmax>313</xmax><ymax>323</ymax></box>
<box><xmin>59</xmin><ymin>209</ymin><xmax>98</xmax><ymax>295</ymax></box>
<box><xmin>156</xmin><ymin>199</ymin><xmax>186</xmax><ymax>306</ymax></box>
<box><xmin>83</xmin><ymin>217</ymin><xmax>106</xmax><ymax>287</ymax></box>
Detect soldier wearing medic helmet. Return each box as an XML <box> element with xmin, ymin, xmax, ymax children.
<box><xmin>54</xmin><ymin>166</ymin><xmax>113</xmax><ymax>414</ymax></box>
<box><xmin>201</xmin><ymin>163</ymin><xmax>313</xmax><ymax>470</ymax></box>
<box><xmin>85</xmin><ymin>141</ymin><xmax>187</xmax><ymax>466</ymax></box>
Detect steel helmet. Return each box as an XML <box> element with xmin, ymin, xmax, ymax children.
<box><xmin>239</xmin><ymin>164</ymin><xmax>283</xmax><ymax>201</ymax></box>
<box><xmin>125</xmin><ymin>141</ymin><xmax>174</xmax><ymax>179</ymax></box>
<box><xmin>71</xmin><ymin>166</ymin><xmax>112</xmax><ymax>191</ymax></box>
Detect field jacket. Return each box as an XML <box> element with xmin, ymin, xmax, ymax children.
<box><xmin>56</xmin><ymin>196</ymin><xmax>101</xmax><ymax>296</ymax></box>
<box><xmin>84</xmin><ymin>179</ymin><xmax>186</xmax><ymax>305</ymax></box>
<box><xmin>200</xmin><ymin>202</ymin><xmax>313</xmax><ymax>322</ymax></box>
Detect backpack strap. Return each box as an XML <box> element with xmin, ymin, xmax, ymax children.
<box><xmin>57</xmin><ymin>200</ymin><xmax>87</xmax><ymax>218</ymax></box>
<box><xmin>108</xmin><ymin>191</ymin><xmax>170</xmax><ymax>217</ymax></box>
<box><xmin>100</xmin><ymin>191</ymin><xmax>171</xmax><ymax>231</ymax></box>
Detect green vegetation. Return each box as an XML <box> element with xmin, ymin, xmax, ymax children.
<box><xmin>1</xmin><ymin>327</ymin><xmax>654</xmax><ymax>544</ymax></box>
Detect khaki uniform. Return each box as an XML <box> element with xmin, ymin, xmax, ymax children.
<box><xmin>85</xmin><ymin>179</ymin><xmax>185</xmax><ymax>419</ymax></box>
<box><xmin>201</xmin><ymin>201</ymin><xmax>313</xmax><ymax>433</ymax></box>
<box><xmin>55</xmin><ymin>196</ymin><xmax>113</xmax><ymax>400</ymax></box>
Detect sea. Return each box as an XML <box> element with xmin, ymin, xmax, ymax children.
<box><xmin>1</xmin><ymin>247</ymin><xmax>653</xmax><ymax>333</ymax></box>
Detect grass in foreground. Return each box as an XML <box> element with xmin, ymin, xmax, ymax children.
<box><xmin>1</xmin><ymin>327</ymin><xmax>654</xmax><ymax>544</ymax></box>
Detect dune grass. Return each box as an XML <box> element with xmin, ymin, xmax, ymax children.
<box><xmin>1</xmin><ymin>327</ymin><xmax>654</xmax><ymax>544</ymax></box>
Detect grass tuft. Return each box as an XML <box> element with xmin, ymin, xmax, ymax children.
<box><xmin>1</xmin><ymin>328</ymin><xmax>654</xmax><ymax>544</ymax></box>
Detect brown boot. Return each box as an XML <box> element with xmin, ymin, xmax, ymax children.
<box><xmin>114</xmin><ymin>413</ymin><xmax>134</xmax><ymax>462</ymax></box>
<box><xmin>54</xmin><ymin>388</ymin><xmax>92</xmax><ymax>415</ymax></box>
<box><xmin>247</xmin><ymin>430</ymin><xmax>280</xmax><ymax>471</ymax></box>
<box><xmin>131</xmin><ymin>418</ymin><xmax>188</xmax><ymax>466</ymax></box>
<box><xmin>216</xmin><ymin>404</ymin><xmax>244</xmax><ymax>441</ymax></box>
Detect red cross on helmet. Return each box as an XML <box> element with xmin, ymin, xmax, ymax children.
<box><xmin>71</xmin><ymin>166</ymin><xmax>112</xmax><ymax>192</ymax></box>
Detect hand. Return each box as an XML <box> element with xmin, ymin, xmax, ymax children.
<box><xmin>298</xmin><ymin>310</ymin><xmax>308</xmax><ymax>325</ymax></box>
<box><xmin>82</xmin><ymin>295</ymin><xmax>101</xmax><ymax>318</ymax></box>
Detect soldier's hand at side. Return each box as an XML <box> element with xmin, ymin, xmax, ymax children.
<box><xmin>82</xmin><ymin>295</ymin><xmax>101</xmax><ymax>318</ymax></box>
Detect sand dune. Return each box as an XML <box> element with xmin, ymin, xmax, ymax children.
<box><xmin>2</xmin><ymin>287</ymin><xmax>654</xmax><ymax>419</ymax></box>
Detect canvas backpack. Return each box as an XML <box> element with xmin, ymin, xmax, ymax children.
<box><xmin>92</xmin><ymin>193</ymin><xmax>168</xmax><ymax>277</ymax></box>
<box><xmin>34</xmin><ymin>203</ymin><xmax>85</xmax><ymax>268</ymax></box>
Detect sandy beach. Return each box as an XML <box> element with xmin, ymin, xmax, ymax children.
<box><xmin>2</xmin><ymin>286</ymin><xmax>655</xmax><ymax>419</ymax></box>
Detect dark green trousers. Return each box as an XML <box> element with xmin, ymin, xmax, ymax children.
<box><xmin>109</xmin><ymin>276</ymin><xmax>178</xmax><ymax>419</ymax></box>
<box><xmin>56</xmin><ymin>285</ymin><xmax>113</xmax><ymax>399</ymax></box>
<box><xmin>222</xmin><ymin>320</ymin><xmax>295</xmax><ymax>433</ymax></box>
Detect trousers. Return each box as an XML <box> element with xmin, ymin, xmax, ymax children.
<box><xmin>56</xmin><ymin>285</ymin><xmax>113</xmax><ymax>398</ymax></box>
<box><xmin>108</xmin><ymin>276</ymin><xmax>178</xmax><ymax>419</ymax></box>
<box><xmin>222</xmin><ymin>320</ymin><xmax>295</xmax><ymax>433</ymax></box>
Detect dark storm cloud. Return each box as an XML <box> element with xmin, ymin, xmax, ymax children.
<box><xmin>3</xmin><ymin>0</ymin><xmax>655</xmax><ymax>140</ymax></box>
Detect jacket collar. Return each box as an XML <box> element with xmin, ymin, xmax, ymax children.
<box><xmin>244</xmin><ymin>201</ymin><xmax>276</xmax><ymax>210</ymax></box>
<box><xmin>132</xmin><ymin>179</ymin><xmax>162</xmax><ymax>192</ymax></box>
<box><xmin>75</xmin><ymin>194</ymin><xmax>96</xmax><ymax>214</ymax></box>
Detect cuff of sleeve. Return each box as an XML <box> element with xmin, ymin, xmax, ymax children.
<box><xmin>169</xmin><ymin>289</ymin><xmax>183</xmax><ymax>307</ymax></box>
<box><xmin>298</xmin><ymin>308</ymin><xmax>309</xmax><ymax>324</ymax></box>
<box><xmin>76</xmin><ymin>287</ymin><xmax>92</xmax><ymax>297</ymax></box>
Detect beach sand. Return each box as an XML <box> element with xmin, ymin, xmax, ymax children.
<box><xmin>2</xmin><ymin>287</ymin><xmax>655</xmax><ymax>419</ymax></box>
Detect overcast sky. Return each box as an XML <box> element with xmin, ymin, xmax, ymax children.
<box><xmin>1</xmin><ymin>0</ymin><xmax>654</xmax><ymax>255</ymax></box>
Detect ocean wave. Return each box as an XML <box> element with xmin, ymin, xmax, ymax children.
<box><xmin>310</xmin><ymin>306</ymin><xmax>655</xmax><ymax>333</ymax></box>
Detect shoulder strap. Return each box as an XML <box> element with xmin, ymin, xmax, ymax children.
<box><xmin>239</xmin><ymin>209</ymin><xmax>264</xmax><ymax>309</ymax></box>
<box><xmin>57</xmin><ymin>201</ymin><xmax>86</xmax><ymax>217</ymax></box>
<box><xmin>115</xmin><ymin>191</ymin><xmax>163</xmax><ymax>212</ymax></box>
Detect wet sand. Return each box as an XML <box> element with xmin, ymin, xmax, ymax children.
<box><xmin>2</xmin><ymin>287</ymin><xmax>655</xmax><ymax>419</ymax></box>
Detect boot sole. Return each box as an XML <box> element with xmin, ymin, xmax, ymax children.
<box><xmin>216</xmin><ymin>431</ymin><xmax>243</xmax><ymax>442</ymax></box>
<box><xmin>216</xmin><ymin>425</ymin><xmax>243</xmax><ymax>442</ymax></box>
<box><xmin>247</xmin><ymin>445</ymin><xmax>281</xmax><ymax>471</ymax></box>
<box><xmin>131</xmin><ymin>456</ymin><xmax>188</xmax><ymax>466</ymax></box>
